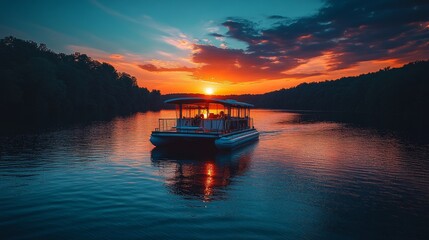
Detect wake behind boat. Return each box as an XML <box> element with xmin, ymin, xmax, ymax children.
<box><xmin>150</xmin><ymin>97</ymin><xmax>259</xmax><ymax>150</ymax></box>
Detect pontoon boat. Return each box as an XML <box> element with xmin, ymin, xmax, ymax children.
<box><xmin>150</xmin><ymin>97</ymin><xmax>259</xmax><ymax>150</ymax></box>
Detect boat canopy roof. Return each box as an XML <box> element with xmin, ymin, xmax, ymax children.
<box><xmin>165</xmin><ymin>97</ymin><xmax>254</xmax><ymax>107</ymax></box>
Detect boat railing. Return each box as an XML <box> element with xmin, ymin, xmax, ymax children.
<box><xmin>155</xmin><ymin>118</ymin><xmax>254</xmax><ymax>133</ymax></box>
<box><xmin>225</xmin><ymin>118</ymin><xmax>254</xmax><ymax>132</ymax></box>
<box><xmin>155</xmin><ymin>118</ymin><xmax>177</xmax><ymax>132</ymax></box>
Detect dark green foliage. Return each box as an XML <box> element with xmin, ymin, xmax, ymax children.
<box><xmin>225</xmin><ymin>61</ymin><xmax>429</xmax><ymax>131</ymax></box>
<box><xmin>257</xmin><ymin>61</ymin><xmax>429</xmax><ymax>116</ymax></box>
<box><xmin>233</xmin><ymin>61</ymin><xmax>428</xmax><ymax>119</ymax></box>
<box><xmin>0</xmin><ymin>36</ymin><xmax>161</xmax><ymax>126</ymax></box>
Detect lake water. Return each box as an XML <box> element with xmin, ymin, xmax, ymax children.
<box><xmin>1</xmin><ymin>110</ymin><xmax>428</xmax><ymax>239</ymax></box>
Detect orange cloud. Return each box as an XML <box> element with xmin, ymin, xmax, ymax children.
<box><xmin>139</xmin><ymin>64</ymin><xmax>195</xmax><ymax>72</ymax></box>
<box><xmin>162</xmin><ymin>36</ymin><xmax>194</xmax><ymax>50</ymax></box>
<box><xmin>109</xmin><ymin>54</ymin><xmax>124</xmax><ymax>60</ymax></box>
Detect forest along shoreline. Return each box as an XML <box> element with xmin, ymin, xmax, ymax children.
<box><xmin>0</xmin><ymin>37</ymin><xmax>162</xmax><ymax>133</ymax></box>
<box><xmin>1</xmin><ymin>36</ymin><xmax>428</xmax><ymax>136</ymax></box>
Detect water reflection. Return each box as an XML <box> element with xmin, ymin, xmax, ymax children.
<box><xmin>277</xmin><ymin>110</ymin><xmax>429</xmax><ymax>143</ymax></box>
<box><xmin>151</xmin><ymin>144</ymin><xmax>256</xmax><ymax>201</ymax></box>
<box><xmin>1</xmin><ymin>110</ymin><xmax>428</xmax><ymax>239</ymax></box>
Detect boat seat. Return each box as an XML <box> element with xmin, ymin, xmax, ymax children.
<box><xmin>176</xmin><ymin>126</ymin><xmax>204</xmax><ymax>131</ymax></box>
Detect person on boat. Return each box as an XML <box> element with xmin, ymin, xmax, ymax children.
<box><xmin>219</xmin><ymin>111</ymin><xmax>225</xmax><ymax>119</ymax></box>
<box><xmin>192</xmin><ymin>114</ymin><xmax>202</xmax><ymax>126</ymax></box>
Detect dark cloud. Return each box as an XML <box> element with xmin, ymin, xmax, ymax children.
<box><xmin>142</xmin><ymin>0</ymin><xmax>429</xmax><ymax>83</ymax></box>
<box><xmin>208</xmin><ymin>33</ymin><xmax>225</xmax><ymax>38</ymax></box>
<box><xmin>256</xmin><ymin>0</ymin><xmax>429</xmax><ymax>69</ymax></box>
<box><xmin>267</xmin><ymin>15</ymin><xmax>288</xmax><ymax>19</ymax></box>
<box><xmin>191</xmin><ymin>44</ymin><xmax>306</xmax><ymax>82</ymax></box>
<box><xmin>222</xmin><ymin>18</ymin><xmax>261</xmax><ymax>44</ymax></box>
<box><xmin>139</xmin><ymin>64</ymin><xmax>195</xmax><ymax>72</ymax></box>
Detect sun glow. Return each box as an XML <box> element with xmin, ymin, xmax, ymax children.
<box><xmin>204</xmin><ymin>87</ymin><xmax>214</xmax><ymax>95</ymax></box>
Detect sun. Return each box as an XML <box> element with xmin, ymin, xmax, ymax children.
<box><xmin>204</xmin><ymin>87</ymin><xmax>214</xmax><ymax>95</ymax></box>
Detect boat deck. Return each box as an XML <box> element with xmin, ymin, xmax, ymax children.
<box><xmin>154</xmin><ymin>118</ymin><xmax>254</xmax><ymax>134</ymax></box>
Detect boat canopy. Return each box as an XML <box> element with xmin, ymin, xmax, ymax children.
<box><xmin>164</xmin><ymin>97</ymin><xmax>254</xmax><ymax>107</ymax></box>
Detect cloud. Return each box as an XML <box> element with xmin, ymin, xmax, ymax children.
<box><xmin>91</xmin><ymin>0</ymin><xmax>142</xmax><ymax>25</ymax></box>
<box><xmin>208</xmin><ymin>33</ymin><xmax>225</xmax><ymax>38</ymax></box>
<box><xmin>139</xmin><ymin>64</ymin><xmax>195</xmax><ymax>72</ymax></box>
<box><xmin>162</xmin><ymin>36</ymin><xmax>194</xmax><ymax>50</ymax></box>
<box><xmin>191</xmin><ymin>44</ymin><xmax>309</xmax><ymax>82</ymax></box>
<box><xmin>267</xmin><ymin>15</ymin><xmax>288</xmax><ymax>20</ymax></box>
<box><xmin>109</xmin><ymin>54</ymin><xmax>124</xmax><ymax>60</ymax></box>
<box><xmin>141</xmin><ymin>0</ymin><xmax>429</xmax><ymax>84</ymax></box>
<box><xmin>253</xmin><ymin>0</ymin><xmax>429</xmax><ymax>70</ymax></box>
<box><xmin>91</xmin><ymin>0</ymin><xmax>191</xmax><ymax>45</ymax></box>
<box><xmin>222</xmin><ymin>18</ymin><xmax>261</xmax><ymax>45</ymax></box>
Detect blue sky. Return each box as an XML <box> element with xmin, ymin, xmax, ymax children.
<box><xmin>0</xmin><ymin>0</ymin><xmax>321</xmax><ymax>55</ymax></box>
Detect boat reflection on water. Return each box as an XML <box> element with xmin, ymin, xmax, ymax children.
<box><xmin>151</xmin><ymin>144</ymin><xmax>257</xmax><ymax>202</ymax></box>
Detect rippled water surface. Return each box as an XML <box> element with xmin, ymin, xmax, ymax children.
<box><xmin>1</xmin><ymin>110</ymin><xmax>428</xmax><ymax>239</ymax></box>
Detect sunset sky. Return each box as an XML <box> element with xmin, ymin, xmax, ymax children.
<box><xmin>1</xmin><ymin>0</ymin><xmax>428</xmax><ymax>94</ymax></box>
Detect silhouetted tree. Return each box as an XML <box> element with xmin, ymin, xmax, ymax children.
<box><xmin>231</xmin><ymin>60</ymin><xmax>428</xmax><ymax>126</ymax></box>
<box><xmin>0</xmin><ymin>36</ymin><xmax>161</xmax><ymax>127</ymax></box>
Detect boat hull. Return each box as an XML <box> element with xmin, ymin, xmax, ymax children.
<box><xmin>150</xmin><ymin>129</ymin><xmax>259</xmax><ymax>150</ymax></box>
<box><xmin>150</xmin><ymin>132</ymin><xmax>218</xmax><ymax>147</ymax></box>
<box><xmin>215</xmin><ymin>129</ymin><xmax>259</xmax><ymax>150</ymax></box>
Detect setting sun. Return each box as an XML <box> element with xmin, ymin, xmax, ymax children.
<box><xmin>204</xmin><ymin>87</ymin><xmax>214</xmax><ymax>95</ymax></box>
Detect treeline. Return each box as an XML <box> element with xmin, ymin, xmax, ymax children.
<box><xmin>263</xmin><ymin>61</ymin><xmax>427</xmax><ymax>113</ymax></box>
<box><xmin>0</xmin><ymin>36</ymin><xmax>161</xmax><ymax>126</ymax></box>
<box><xmin>235</xmin><ymin>60</ymin><xmax>428</xmax><ymax>118</ymax></box>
